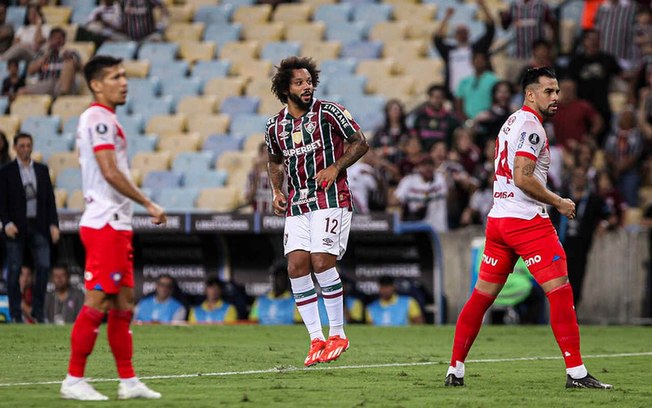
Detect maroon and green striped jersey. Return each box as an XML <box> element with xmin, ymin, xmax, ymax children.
<box><xmin>265</xmin><ymin>99</ymin><xmax>361</xmax><ymax>216</ymax></box>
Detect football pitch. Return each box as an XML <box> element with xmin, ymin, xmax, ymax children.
<box><xmin>1</xmin><ymin>325</ymin><xmax>650</xmax><ymax>408</ymax></box>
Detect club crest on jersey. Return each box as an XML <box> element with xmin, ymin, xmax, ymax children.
<box><xmin>529</xmin><ymin>133</ymin><xmax>540</xmax><ymax>145</ymax></box>
<box><xmin>304</xmin><ymin>121</ymin><xmax>316</xmax><ymax>135</ymax></box>
<box><xmin>96</xmin><ymin>123</ymin><xmax>108</xmax><ymax>134</ymax></box>
<box><xmin>292</xmin><ymin>131</ymin><xmax>303</xmax><ymax>145</ymax></box>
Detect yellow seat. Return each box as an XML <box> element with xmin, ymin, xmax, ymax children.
<box><xmin>233</xmin><ymin>59</ymin><xmax>273</xmax><ymax>81</ymax></box>
<box><xmin>406</xmin><ymin>21</ymin><xmax>439</xmax><ymax>40</ymax></box>
<box><xmin>203</xmin><ymin>77</ymin><xmax>247</xmax><ymax>107</ymax></box>
<box><xmin>60</xmin><ymin>24</ymin><xmax>78</xmax><ymax>43</ymax></box>
<box><xmin>272</xmin><ymin>3</ymin><xmax>313</xmax><ymax>23</ymax></box>
<box><xmin>178</xmin><ymin>41</ymin><xmax>216</xmax><ymax>63</ymax></box>
<box><xmin>285</xmin><ymin>21</ymin><xmax>325</xmax><ymax>43</ymax></box>
<box><xmin>157</xmin><ymin>133</ymin><xmax>201</xmax><ymax>159</ymax></box>
<box><xmin>165</xmin><ymin>22</ymin><xmax>205</xmax><ymax>42</ymax></box>
<box><xmin>67</xmin><ymin>42</ymin><xmax>96</xmax><ymax>64</ymax></box>
<box><xmin>166</xmin><ymin>4</ymin><xmax>195</xmax><ymax>23</ymax></box>
<box><xmin>196</xmin><ymin>186</ymin><xmax>240</xmax><ymax>212</ymax></box>
<box><xmin>241</xmin><ymin>22</ymin><xmax>285</xmax><ymax>44</ymax></box>
<box><xmin>245</xmin><ymin>77</ymin><xmax>272</xmax><ymax>97</ymax></box>
<box><xmin>177</xmin><ymin>95</ymin><xmax>218</xmax><ymax>117</ymax></box>
<box><xmin>399</xmin><ymin>58</ymin><xmax>445</xmax><ymax>91</ymax></box>
<box><xmin>131</xmin><ymin>151</ymin><xmax>171</xmax><ymax>173</ymax></box>
<box><xmin>216</xmin><ymin>150</ymin><xmax>256</xmax><ymax>174</ymax></box>
<box><xmin>624</xmin><ymin>208</ymin><xmax>643</xmax><ymax>227</ymax></box>
<box><xmin>369</xmin><ymin>21</ymin><xmax>408</xmax><ymax>42</ymax></box>
<box><xmin>232</xmin><ymin>4</ymin><xmax>273</xmax><ymax>25</ymax></box>
<box><xmin>123</xmin><ymin>60</ymin><xmax>150</xmax><ymax>78</ymax></box>
<box><xmin>302</xmin><ymin>0</ymin><xmax>336</xmax><ymax>5</ymax></box>
<box><xmin>185</xmin><ymin>0</ymin><xmax>218</xmax><ymax>8</ymax></box>
<box><xmin>356</xmin><ymin>59</ymin><xmax>396</xmax><ymax>92</ymax></box>
<box><xmin>42</xmin><ymin>6</ymin><xmax>72</xmax><ymax>25</ymax></box>
<box><xmin>145</xmin><ymin>114</ymin><xmax>187</xmax><ymax>136</ymax></box>
<box><xmin>383</xmin><ymin>39</ymin><xmax>428</xmax><ymax>61</ymax></box>
<box><xmin>11</xmin><ymin>95</ymin><xmax>52</xmax><ymax>120</ymax></box>
<box><xmin>66</xmin><ymin>189</ymin><xmax>85</xmax><ymax>210</ymax></box>
<box><xmin>48</xmin><ymin>151</ymin><xmax>79</xmax><ymax>180</ymax></box>
<box><xmin>300</xmin><ymin>41</ymin><xmax>341</xmax><ymax>63</ymax></box>
<box><xmin>54</xmin><ymin>188</ymin><xmax>67</xmax><ymax>209</ymax></box>
<box><xmin>392</xmin><ymin>3</ymin><xmax>437</xmax><ymax>21</ymax></box>
<box><xmin>0</xmin><ymin>115</ymin><xmax>21</xmax><ymax>137</ymax></box>
<box><xmin>219</xmin><ymin>41</ymin><xmax>260</xmax><ymax>61</ymax></box>
<box><xmin>51</xmin><ymin>95</ymin><xmax>93</xmax><ymax>124</ymax></box>
<box><xmin>373</xmin><ymin>75</ymin><xmax>416</xmax><ymax>105</ymax></box>
<box><xmin>243</xmin><ymin>132</ymin><xmax>265</xmax><ymax>152</ymax></box>
<box><xmin>258</xmin><ymin>95</ymin><xmax>283</xmax><ymax>116</ymax></box>
<box><xmin>187</xmin><ymin>114</ymin><xmax>230</xmax><ymax>141</ymax></box>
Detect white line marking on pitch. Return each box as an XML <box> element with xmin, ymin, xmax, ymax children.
<box><xmin>1</xmin><ymin>351</ymin><xmax>651</xmax><ymax>388</ymax></box>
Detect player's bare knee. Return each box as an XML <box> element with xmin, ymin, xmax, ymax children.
<box><xmin>540</xmin><ymin>276</ymin><xmax>569</xmax><ymax>294</ymax></box>
<box><xmin>310</xmin><ymin>253</ymin><xmax>336</xmax><ymax>273</ymax></box>
<box><xmin>475</xmin><ymin>279</ymin><xmax>504</xmax><ymax>296</ymax></box>
<box><xmin>84</xmin><ymin>290</ymin><xmax>110</xmax><ymax>312</ymax></box>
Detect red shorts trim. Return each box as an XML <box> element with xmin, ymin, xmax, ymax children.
<box><xmin>93</xmin><ymin>144</ymin><xmax>115</xmax><ymax>152</ymax></box>
<box><xmin>80</xmin><ymin>224</ymin><xmax>134</xmax><ymax>294</ymax></box>
<box><xmin>479</xmin><ymin>216</ymin><xmax>567</xmax><ymax>285</ymax></box>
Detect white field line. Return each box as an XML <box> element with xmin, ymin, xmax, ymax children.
<box><xmin>1</xmin><ymin>351</ymin><xmax>651</xmax><ymax>388</ymax></box>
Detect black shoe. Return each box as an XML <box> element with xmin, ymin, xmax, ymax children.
<box><xmin>445</xmin><ymin>373</ymin><xmax>464</xmax><ymax>387</ymax></box>
<box><xmin>566</xmin><ymin>374</ymin><xmax>613</xmax><ymax>389</ymax></box>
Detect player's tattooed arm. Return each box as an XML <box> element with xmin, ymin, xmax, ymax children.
<box><xmin>267</xmin><ymin>152</ymin><xmax>285</xmax><ymax>194</ymax></box>
<box><xmin>333</xmin><ymin>131</ymin><xmax>370</xmax><ymax>172</ymax></box>
<box><xmin>513</xmin><ymin>155</ymin><xmax>563</xmax><ymax>207</ymax></box>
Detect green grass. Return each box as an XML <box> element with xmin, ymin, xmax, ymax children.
<box><xmin>0</xmin><ymin>325</ymin><xmax>650</xmax><ymax>407</ymax></box>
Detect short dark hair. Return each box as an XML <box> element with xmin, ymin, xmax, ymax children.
<box><xmin>532</xmin><ymin>39</ymin><xmax>551</xmax><ymax>50</ymax></box>
<box><xmin>49</xmin><ymin>26</ymin><xmax>66</xmax><ymax>40</ymax></box>
<box><xmin>271</xmin><ymin>56</ymin><xmax>320</xmax><ymax>104</ymax></box>
<box><xmin>13</xmin><ymin>132</ymin><xmax>32</xmax><ymax>146</ymax></box>
<box><xmin>205</xmin><ymin>276</ymin><xmax>224</xmax><ymax>290</ymax></box>
<box><xmin>521</xmin><ymin>66</ymin><xmax>556</xmax><ymax>93</ymax></box>
<box><xmin>427</xmin><ymin>84</ymin><xmax>447</xmax><ymax>96</ymax></box>
<box><xmin>83</xmin><ymin>55</ymin><xmax>123</xmax><ymax>89</ymax></box>
<box><xmin>7</xmin><ymin>58</ymin><xmax>19</xmax><ymax>68</ymax></box>
<box><xmin>52</xmin><ymin>264</ymin><xmax>70</xmax><ymax>277</ymax></box>
<box><xmin>379</xmin><ymin>275</ymin><xmax>395</xmax><ymax>287</ymax></box>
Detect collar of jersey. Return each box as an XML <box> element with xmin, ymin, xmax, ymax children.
<box><xmin>283</xmin><ymin>98</ymin><xmax>317</xmax><ymax>119</ymax></box>
<box><xmin>90</xmin><ymin>102</ymin><xmax>115</xmax><ymax>113</ymax></box>
<box><xmin>521</xmin><ymin>105</ymin><xmax>543</xmax><ymax>124</ymax></box>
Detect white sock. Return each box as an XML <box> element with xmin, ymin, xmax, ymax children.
<box><xmin>566</xmin><ymin>364</ymin><xmax>588</xmax><ymax>379</ymax></box>
<box><xmin>446</xmin><ymin>361</ymin><xmax>465</xmax><ymax>378</ymax></box>
<box><xmin>119</xmin><ymin>377</ymin><xmax>139</xmax><ymax>387</ymax></box>
<box><xmin>315</xmin><ymin>267</ymin><xmax>346</xmax><ymax>339</ymax></box>
<box><xmin>290</xmin><ymin>274</ymin><xmax>324</xmax><ymax>341</ymax></box>
<box><xmin>65</xmin><ymin>375</ymin><xmax>83</xmax><ymax>386</ymax></box>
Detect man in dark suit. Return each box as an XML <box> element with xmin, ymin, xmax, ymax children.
<box><xmin>0</xmin><ymin>133</ymin><xmax>59</xmax><ymax>322</ymax></box>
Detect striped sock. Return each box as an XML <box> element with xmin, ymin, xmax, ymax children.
<box><xmin>290</xmin><ymin>274</ymin><xmax>324</xmax><ymax>341</ymax></box>
<box><xmin>316</xmin><ymin>267</ymin><xmax>346</xmax><ymax>339</ymax></box>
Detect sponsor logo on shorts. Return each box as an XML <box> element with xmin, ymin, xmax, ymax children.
<box><xmin>493</xmin><ymin>191</ymin><xmax>515</xmax><ymax>199</ymax></box>
<box><xmin>322</xmin><ymin>237</ymin><xmax>334</xmax><ymax>247</ymax></box>
<box><xmin>482</xmin><ymin>254</ymin><xmax>498</xmax><ymax>266</ymax></box>
<box><xmin>524</xmin><ymin>255</ymin><xmax>542</xmax><ymax>266</ymax></box>
<box><xmin>84</xmin><ymin>271</ymin><xmax>93</xmax><ymax>281</ymax></box>
<box><xmin>111</xmin><ymin>272</ymin><xmax>122</xmax><ymax>284</ymax></box>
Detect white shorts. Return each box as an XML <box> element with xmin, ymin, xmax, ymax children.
<box><xmin>284</xmin><ymin>208</ymin><xmax>352</xmax><ymax>260</ymax></box>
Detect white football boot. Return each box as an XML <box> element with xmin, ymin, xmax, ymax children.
<box><xmin>60</xmin><ymin>379</ymin><xmax>109</xmax><ymax>401</ymax></box>
<box><xmin>117</xmin><ymin>381</ymin><xmax>162</xmax><ymax>399</ymax></box>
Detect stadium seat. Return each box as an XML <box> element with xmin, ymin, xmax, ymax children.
<box><xmin>244</xmin><ymin>78</ymin><xmax>271</xmax><ymax>98</ymax></box>
<box><xmin>232</xmin><ymin>59</ymin><xmax>273</xmax><ymax>81</ymax></box>
<box><xmin>243</xmin><ymin>133</ymin><xmax>265</xmax><ymax>152</ymax></box>
<box><xmin>232</xmin><ymin>4</ymin><xmax>273</xmax><ymax>26</ymax></box>
<box><xmin>131</xmin><ymin>151</ymin><xmax>171</xmax><ymax>174</ymax></box>
<box><xmin>320</xmin><ymin>59</ymin><xmax>357</xmax><ymax>77</ymax></box>
<box><xmin>324</xmin><ymin>75</ymin><xmax>366</xmax><ymax>96</ymax></box>
<box><xmin>242</xmin><ymin>22</ymin><xmax>286</xmax><ymax>45</ymax></box>
<box><xmin>130</xmin><ymin>95</ymin><xmax>174</xmax><ymax>120</ymax></box>
<box><xmin>183</xmin><ymin>169</ymin><xmax>228</xmax><ymax>188</ymax></box>
<box><xmin>11</xmin><ymin>95</ymin><xmax>52</xmax><ymax>121</ymax></box>
<box><xmin>228</xmin><ymin>114</ymin><xmax>268</xmax><ymax>137</ymax></box>
<box><xmin>128</xmin><ymin>78</ymin><xmax>161</xmax><ymax>99</ymax></box>
<box><xmin>185</xmin><ymin>0</ymin><xmax>221</xmax><ymax>8</ymax></box>
<box><xmin>202</xmin><ymin>22</ymin><xmax>242</xmax><ymax>48</ymax></box>
<box><xmin>149</xmin><ymin>60</ymin><xmax>190</xmax><ymax>80</ymax></box>
<box><xmin>339</xmin><ymin>40</ymin><xmax>383</xmax><ymax>60</ymax></box>
<box><xmin>187</xmin><ymin>114</ymin><xmax>230</xmax><ymax>141</ymax></box>
<box><xmin>42</xmin><ymin>6</ymin><xmax>72</xmax><ymax>25</ymax></box>
<box><xmin>356</xmin><ymin>59</ymin><xmax>395</xmax><ymax>84</ymax></box>
<box><xmin>314</xmin><ymin>4</ymin><xmax>353</xmax><ymax>25</ymax></box>
<box><xmin>70</xmin><ymin>4</ymin><xmax>96</xmax><ymax>24</ymax></box>
<box><xmin>20</xmin><ymin>115</ymin><xmax>61</xmax><ymax>137</ymax></box>
<box><xmin>300</xmin><ymin>41</ymin><xmax>341</xmax><ymax>63</ymax></box>
<box><xmin>202</xmin><ymin>134</ymin><xmax>243</xmax><ymax>157</ymax></box>
<box><xmin>220</xmin><ymin>96</ymin><xmax>260</xmax><ymax>117</ymax></box>
<box><xmin>196</xmin><ymin>186</ymin><xmax>240</xmax><ymax>212</ymax></box>
<box><xmin>194</xmin><ymin>4</ymin><xmax>234</xmax><ymax>25</ymax></box>
<box><xmin>391</xmin><ymin>2</ymin><xmax>437</xmax><ymax>22</ymax></box>
<box><xmin>127</xmin><ymin>134</ymin><xmax>158</xmax><ymax>160</ymax></box>
<box><xmin>178</xmin><ymin>41</ymin><xmax>217</xmax><ymax>64</ymax></box>
<box><xmin>352</xmin><ymin>3</ymin><xmax>392</xmax><ymax>26</ymax></box>
<box><xmin>383</xmin><ymin>39</ymin><xmax>428</xmax><ymax>60</ymax></box>
<box><xmin>369</xmin><ymin>21</ymin><xmax>409</xmax><ymax>42</ymax></box>
<box><xmin>51</xmin><ymin>95</ymin><xmax>93</xmax><ymax>124</ymax></box>
<box><xmin>261</xmin><ymin>41</ymin><xmax>301</xmax><ymax>65</ymax></box>
<box><xmin>284</xmin><ymin>21</ymin><xmax>326</xmax><ymax>43</ymax></box>
<box><xmin>55</xmin><ymin>167</ymin><xmax>82</xmax><ymax>193</ymax></box>
<box><xmin>272</xmin><ymin>3</ymin><xmax>313</xmax><ymax>23</ymax></box>
<box><xmin>142</xmin><ymin>170</ymin><xmax>183</xmax><ymax>190</ymax></box>
<box><xmin>160</xmin><ymin>77</ymin><xmax>203</xmax><ymax>106</ymax></box>
<box><xmin>325</xmin><ymin>21</ymin><xmax>367</xmax><ymax>44</ymax></box>
<box><xmin>204</xmin><ymin>77</ymin><xmax>247</xmax><ymax>106</ymax></box>
<box><xmin>39</xmin><ymin>134</ymin><xmax>74</xmax><ymax>162</ymax></box>
<box><xmin>0</xmin><ymin>95</ymin><xmax>7</xmax><ymax>115</ymax></box>
<box><xmin>257</xmin><ymin>95</ymin><xmax>283</xmax><ymax>116</ymax></box>
<box><xmin>192</xmin><ymin>60</ymin><xmax>231</xmax><ymax>82</ymax></box>
<box><xmin>156</xmin><ymin>187</ymin><xmax>200</xmax><ymax>212</ymax></box>
<box><xmin>62</xmin><ymin>116</ymin><xmax>79</xmax><ymax>135</ymax></box>
<box><xmin>227</xmin><ymin>0</ymin><xmax>255</xmax><ymax>7</ymax></box>
<box><xmin>138</xmin><ymin>42</ymin><xmax>179</xmax><ymax>63</ymax></box>
<box><xmin>177</xmin><ymin>95</ymin><xmax>218</xmax><ymax>117</ymax></box>
<box><xmin>145</xmin><ymin>114</ymin><xmax>187</xmax><ymax>136</ymax></box>
<box><xmin>157</xmin><ymin>133</ymin><xmax>202</xmax><ymax>159</ymax></box>
<box><xmin>66</xmin><ymin>189</ymin><xmax>85</xmax><ymax>210</ymax></box>
<box><xmin>116</xmin><ymin>113</ymin><xmax>144</xmax><ymax>136</ymax></box>
<box><xmin>165</xmin><ymin>23</ymin><xmax>205</xmax><ymax>42</ymax></box>
<box><xmin>0</xmin><ymin>115</ymin><xmax>20</xmax><ymax>137</ymax></box>
<box><xmin>219</xmin><ymin>41</ymin><xmax>260</xmax><ymax>61</ymax></box>
<box><xmin>166</xmin><ymin>4</ymin><xmax>195</xmax><ymax>23</ymax></box>
<box><xmin>66</xmin><ymin>42</ymin><xmax>96</xmax><ymax>64</ymax></box>
<box><xmin>47</xmin><ymin>151</ymin><xmax>79</xmax><ymax>180</ymax></box>
<box><xmin>96</xmin><ymin>41</ymin><xmax>138</xmax><ymax>60</ymax></box>
<box><xmin>373</xmin><ymin>75</ymin><xmax>416</xmax><ymax>104</ymax></box>
<box><xmin>54</xmin><ymin>188</ymin><xmax>67</xmax><ymax>209</ymax></box>
<box><xmin>172</xmin><ymin>151</ymin><xmax>214</xmax><ymax>173</ymax></box>
<box><xmin>399</xmin><ymin>58</ymin><xmax>445</xmax><ymax>92</ymax></box>
<box><xmin>6</xmin><ymin>6</ymin><xmax>26</xmax><ymax>28</ymax></box>
<box><xmin>215</xmin><ymin>150</ymin><xmax>256</xmax><ymax>188</ymax></box>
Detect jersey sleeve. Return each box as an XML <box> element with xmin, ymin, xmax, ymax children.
<box><xmin>322</xmin><ymin>102</ymin><xmax>361</xmax><ymax>140</ymax></box>
<box><xmin>264</xmin><ymin>117</ymin><xmax>282</xmax><ymax>156</ymax></box>
<box><xmin>514</xmin><ymin>120</ymin><xmax>546</xmax><ymax>162</ymax></box>
<box><xmin>86</xmin><ymin>111</ymin><xmax>117</xmax><ymax>152</ymax></box>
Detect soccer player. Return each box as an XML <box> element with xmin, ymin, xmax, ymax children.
<box><xmin>265</xmin><ymin>56</ymin><xmax>369</xmax><ymax>366</ymax></box>
<box><xmin>444</xmin><ymin>67</ymin><xmax>612</xmax><ymax>389</ymax></box>
<box><xmin>60</xmin><ymin>55</ymin><xmax>167</xmax><ymax>401</ymax></box>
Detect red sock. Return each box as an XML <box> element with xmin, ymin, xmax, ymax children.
<box><xmin>68</xmin><ymin>305</ymin><xmax>104</xmax><ymax>377</ymax></box>
<box><xmin>108</xmin><ymin>309</ymin><xmax>136</xmax><ymax>379</ymax></box>
<box><xmin>450</xmin><ymin>289</ymin><xmax>496</xmax><ymax>366</ymax></box>
<box><xmin>546</xmin><ymin>283</ymin><xmax>583</xmax><ymax>368</ymax></box>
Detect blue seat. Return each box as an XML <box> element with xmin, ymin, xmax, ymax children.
<box><xmin>62</xmin><ymin>116</ymin><xmax>79</xmax><ymax>135</ymax></box>
<box><xmin>219</xmin><ymin>96</ymin><xmax>260</xmax><ymax>117</ymax></box>
<box><xmin>71</xmin><ymin>4</ymin><xmax>99</xmax><ymax>24</ymax></box>
<box><xmin>228</xmin><ymin>114</ymin><xmax>268</xmax><ymax>137</ymax></box>
<box><xmin>129</xmin><ymin>96</ymin><xmax>174</xmax><ymax>120</ymax></box>
<box><xmin>161</xmin><ymin>77</ymin><xmax>203</xmax><ymax>107</ymax></box>
<box><xmin>172</xmin><ymin>151</ymin><xmax>214</xmax><ymax>173</ymax></box>
<box><xmin>56</xmin><ymin>167</ymin><xmax>82</xmax><ymax>193</ymax></box>
<box><xmin>340</xmin><ymin>94</ymin><xmax>385</xmax><ymax>114</ymax></box>
<box><xmin>352</xmin><ymin>109</ymin><xmax>384</xmax><ymax>131</ymax></box>
<box><xmin>138</xmin><ymin>42</ymin><xmax>179</xmax><ymax>63</ymax></box>
<box><xmin>314</xmin><ymin>4</ymin><xmax>353</xmax><ymax>25</ymax></box>
<box><xmin>324</xmin><ymin>75</ymin><xmax>366</xmax><ymax>96</ymax></box>
<box><xmin>0</xmin><ymin>96</ymin><xmax>7</xmax><ymax>114</ymax></box>
<box><xmin>127</xmin><ymin>135</ymin><xmax>158</xmax><ymax>160</ymax></box>
<box><xmin>352</xmin><ymin>3</ymin><xmax>392</xmax><ymax>26</ymax></box>
<box><xmin>194</xmin><ymin>5</ymin><xmax>234</xmax><ymax>25</ymax></box>
<box><xmin>156</xmin><ymin>187</ymin><xmax>200</xmax><ymax>212</ymax></box>
<box><xmin>226</xmin><ymin>0</ymin><xmax>254</xmax><ymax>7</ymax></box>
<box><xmin>149</xmin><ymin>60</ymin><xmax>190</xmax><ymax>80</ymax></box>
<box><xmin>21</xmin><ymin>115</ymin><xmax>61</xmax><ymax>136</ymax></box>
<box><xmin>320</xmin><ymin>59</ymin><xmax>357</xmax><ymax>77</ymax></box>
<box><xmin>261</xmin><ymin>42</ymin><xmax>302</xmax><ymax>65</ymax></box>
<box><xmin>116</xmin><ymin>113</ymin><xmax>144</xmax><ymax>136</ymax></box>
<box><xmin>202</xmin><ymin>22</ymin><xmax>242</xmax><ymax>48</ymax></box>
<box><xmin>6</xmin><ymin>6</ymin><xmax>25</xmax><ymax>28</ymax></box>
<box><xmin>192</xmin><ymin>60</ymin><xmax>231</xmax><ymax>81</ymax></box>
<box><xmin>96</xmin><ymin>41</ymin><xmax>138</xmax><ymax>60</ymax></box>
<box><xmin>326</xmin><ymin>21</ymin><xmax>368</xmax><ymax>43</ymax></box>
<box><xmin>142</xmin><ymin>170</ymin><xmax>183</xmax><ymax>190</ymax></box>
<box><xmin>128</xmin><ymin>78</ymin><xmax>161</xmax><ymax>99</ymax></box>
<box><xmin>202</xmin><ymin>134</ymin><xmax>243</xmax><ymax>157</ymax></box>
<box><xmin>339</xmin><ymin>40</ymin><xmax>383</xmax><ymax>60</ymax></box>
<box><xmin>183</xmin><ymin>169</ymin><xmax>228</xmax><ymax>188</ymax></box>
<box><xmin>39</xmin><ymin>134</ymin><xmax>74</xmax><ymax>162</ymax></box>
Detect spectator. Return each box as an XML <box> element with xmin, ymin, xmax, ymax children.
<box><xmin>395</xmin><ymin>134</ymin><xmax>425</xmax><ymax>178</ymax></box>
<box><xmin>134</xmin><ymin>274</ymin><xmax>187</xmax><ymax>324</ymax></box>
<box><xmin>1</xmin><ymin>58</ymin><xmax>25</xmax><ymax>102</ymax></box>
<box><xmin>450</xmin><ymin>126</ymin><xmax>481</xmax><ymax>175</ymax></box>
<box><xmin>19</xmin><ymin>265</ymin><xmax>33</xmax><ymax>323</ymax></box>
<box><xmin>347</xmin><ymin>152</ymin><xmax>380</xmax><ymax>215</ymax></box>
<box><xmin>0</xmin><ymin>130</ymin><xmax>9</xmax><ymax>166</ymax></box>
<box><xmin>604</xmin><ymin>109</ymin><xmax>645</xmax><ymax>207</ymax></box>
<box><xmin>433</xmin><ymin>0</ymin><xmax>495</xmax><ymax>97</ymax></box>
<box><xmin>455</xmin><ymin>51</ymin><xmax>498</xmax><ymax>121</ymax></box>
<box><xmin>249</xmin><ymin>260</ymin><xmax>299</xmax><ymax>325</ymax></box>
<box><xmin>473</xmin><ymin>80</ymin><xmax>515</xmax><ymax>147</ymax></box>
<box><xmin>245</xmin><ymin>142</ymin><xmax>274</xmax><ymax>213</ymax></box>
<box><xmin>366</xmin><ymin>276</ymin><xmax>424</xmax><ymax>326</ymax></box>
<box><xmin>567</xmin><ymin>29</ymin><xmax>622</xmax><ymax>145</ymax></box>
<box><xmin>44</xmin><ymin>264</ymin><xmax>84</xmax><ymax>324</ymax></box>
<box><xmin>371</xmin><ymin>99</ymin><xmax>410</xmax><ymax>165</ymax></box>
<box><xmin>19</xmin><ymin>27</ymin><xmax>81</xmax><ymax>97</ymax></box>
<box><xmin>411</xmin><ymin>84</ymin><xmax>461</xmax><ymax>151</ymax></box>
<box><xmin>550</xmin><ymin>77</ymin><xmax>604</xmax><ymax>151</ymax></box>
<box><xmin>84</xmin><ymin>0</ymin><xmax>128</xmax><ymax>42</ymax></box>
<box><xmin>516</xmin><ymin>40</ymin><xmax>556</xmax><ymax>89</ymax></box>
<box><xmin>391</xmin><ymin>156</ymin><xmax>449</xmax><ymax>232</ymax></box>
<box><xmin>637</xmin><ymin>67</ymin><xmax>652</xmax><ymax>140</ymax></box>
<box><xmin>596</xmin><ymin>169</ymin><xmax>626</xmax><ymax>229</ymax></box>
<box><xmin>1</xmin><ymin>4</ymin><xmax>50</xmax><ymax>63</ymax></box>
<box><xmin>594</xmin><ymin>0</ymin><xmax>638</xmax><ymax>71</ymax></box>
<box><xmin>122</xmin><ymin>0</ymin><xmax>169</xmax><ymax>42</ymax></box>
<box><xmin>188</xmin><ymin>276</ymin><xmax>237</xmax><ymax>324</ymax></box>
<box><xmin>461</xmin><ymin>169</ymin><xmax>494</xmax><ymax>226</ymax></box>
<box><xmin>0</xmin><ymin>133</ymin><xmax>59</xmax><ymax>323</ymax></box>
<box><xmin>0</xmin><ymin>2</ymin><xmax>14</xmax><ymax>54</ymax></box>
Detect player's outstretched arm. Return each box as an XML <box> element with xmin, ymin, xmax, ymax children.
<box><xmin>95</xmin><ymin>149</ymin><xmax>167</xmax><ymax>224</ymax></box>
<box><xmin>513</xmin><ymin>155</ymin><xmax>576</xmax><ymax>219</ymax></box>
<box><xmin>267</xmin><ymin>152</ymin><xmax>287</xmax><ymax>216</ymax></box>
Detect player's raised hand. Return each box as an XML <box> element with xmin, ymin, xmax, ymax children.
<box><xmin>146</xmin><ymin>202</ymin><xmax>167</xmax><ymax>225</ymax></box>
<box><xmin>272</xmin><ymin>192</ymin><xmax>287</xmax><ymax>216</ymax></box>
<box><xmin>315</xmin><ymin>165</ymin><xmax>339</xmax><ymax>191</ymax></box>
<box><xmin>556</xmin><ymin>198</ymin><xmax>576</xmax><ymax>219</ymax></box>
